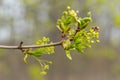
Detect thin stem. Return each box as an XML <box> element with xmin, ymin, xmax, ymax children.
<box><xmin>0</xmin><ymin>40</ymin><xmax>63</xmax><ymax>49</ymax></box>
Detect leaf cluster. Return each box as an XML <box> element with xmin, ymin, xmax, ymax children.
<box><xmin>26</xmin><ymin>37</ymin><xmax>55</xmax><ymax>57</ymax></box>
<box><xmin>23</xmin><ymin>6</ymin><xmax>100</xmax><ymax>76</ymax></box>
<box><xmin>23</xmin><ymin>37</ymin><xmax>54</xmax><ymax>74</ymax></box>
<box><xmin>56</xmin><ymin>6</ymin><xmax>99</xmax><ymax>60</ymax></box>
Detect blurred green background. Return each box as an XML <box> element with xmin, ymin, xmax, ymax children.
<box><xmin>0</xmin><ymin>0</ymin><xmax>120</xmax><ymax>80</ymax></box>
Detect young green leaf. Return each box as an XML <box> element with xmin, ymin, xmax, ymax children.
<box><xmin>65</xmin><ymin>50</ymin><xmax>72</xmax><ymax>60</ymax></box>
<box><xmin>24</xmin><ymin>54</ymin><xmax>28</xmax><ymax>64</ymax></box>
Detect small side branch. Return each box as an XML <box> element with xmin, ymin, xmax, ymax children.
<box><xmin>0</xmin><ymin>40</ymin><xmax>63</xmax><ymax>49</ymax></box>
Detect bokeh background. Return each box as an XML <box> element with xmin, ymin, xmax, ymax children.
<box><xmin>0</xmin><ymin>0</ymin><xmax>120</xmax><ymax>80</ymax></box>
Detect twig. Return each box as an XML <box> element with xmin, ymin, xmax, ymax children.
<box><xmin>18</xmin><ymin>41</ymin><xmax>24</xmax><ymax>52</ymax></box>
<box><xmin>0</xmin><ymin>40</ymin><xmax>63</xmax><ymax>49</ymax></box>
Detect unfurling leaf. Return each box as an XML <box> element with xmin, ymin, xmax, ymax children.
<box><xmin>24</xmin><ymin>54</ymin><xmax>28</xmax><ymax>64</ymax></box>
<box><xmin>65</xmin><ymin>50</ymin><xmax>72</xmax><ymax>60</ymax></box>
<box><xmin>27</xmin><ymin>51</ymin><xmax>43</xmax><ymax>57</ymax></box>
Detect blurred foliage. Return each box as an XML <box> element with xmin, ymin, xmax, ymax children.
<box><xmin>0</xmin><ymin>61</ymin><xmax>10</xmax><ymax>75</ymax></box>
<box><xmin>86</xmin><ymin>46</ymin><xmax>117</xmax><ymax>60</ymax></box>
<box><xmin>112</xmin><ymin>63</ymin><xmax>120</xmax><ymax>74</ymax></box>
<box><xmin>23</xmin><ymin>0</ymin><xmax>40</xmax><ymax>8</ymax></box>
<box><xmin>114</xmin><ymin>14</ymin><xmax>120</xmax><ymax>26</ymax></box>
<box><xmin>0</xmin><ymin>49</ymin><xmax>5</xmax><ymax>57</ymax></box>
<box><xmin>28</xmin><ymin>64</ymin><xmax>45</xmax><ymax>80</ymax></box>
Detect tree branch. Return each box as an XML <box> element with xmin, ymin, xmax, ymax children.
<box><xmin>0</xmin><ymin>40</ymin><xmax>63</xmax><ymax>49</ymax></box>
